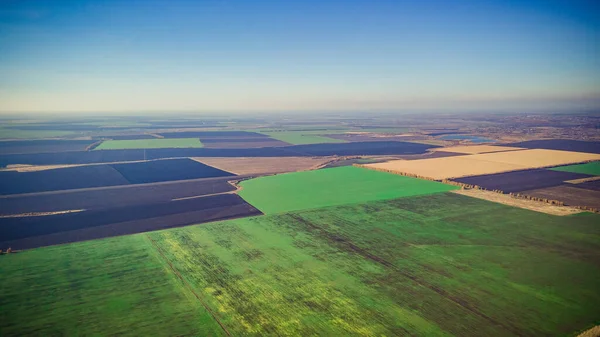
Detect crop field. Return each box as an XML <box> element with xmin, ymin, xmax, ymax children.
<box><xmin>0</xmin><ymin>140</ymin><xmax>96</xmax><ymax>154</ymax></box>
<box><xmin>158</xmin><ymin>131</ymin><xmax>267</xmax><ymax>138</ymax></box>
<box><xmin>260</xmin><ymin>131</ymin><xmax>347</xmax><ymax>145</ymax></box>
<box><xmin>193</xmin><ymin>157</ymin><xmax>333</xmax><ymax>175</ymax></box>
<box><xmin>520</xmin><ymin>185</ymin><xmax>600</xmax><ymax>209</ymax></box>
<box><xmin>0</xmin><ymin>194</ymin><xmax>260</xmax><ymax>250</ymax></box>
<box><xmin>507</xmin><ymin>139</ymin><xmax>600</xmax><ymax>154</ymax></box>
<box><xmin>102</xmin><ymin>134</ymin><xmax>158</xmax><ymax>140</ymax></box>
<box><xmin>111</xmin><ymin>158</ymin><xmax>234</xmax><ymax>184</ymax></box>
<box><xmin>0</xmin><ymin>165</ymin><xmax>130</xmax><ymax>195</ymax></box>
<box><xmin>453</xmin><ymin>169</ymin><xmax>592</xmax><ymax>193</ymax></box>
<box><xmin>0</xmin><ymin>127</ymin><xmax>75</xmax><ymax>139</ymax></box>
<box><xmin>238</xmin><ymin>166</ymin><xmax>457</xmax><ymax>214</ymax></box>
<box><xmin>550</xmin><ymin>161</ymin><xmax>600</xmax><ymax>175</ymax></box>
<box><xmin>324</xmin><ymin>133</ymin><xmax>426</xmax><ymax>142</ymax></box>
<box><xmin>432</xmin><ymin>145</ymin><xmax>524</xmax><ymax>154</ymax></box>
<box><xmin>0</xmin><ymin>235</ymin><xmax>224</xmax><ymax>336</ymax></box>
<box><xmin>365</xmin><ymin>149</ymin><xmax>600</xmax><ymax>180</ymax></box>
<box><xmin>0</xmin><ymin>141</ymin><xmax>438</xmax><ymax>167</ymax></box>
<box><xmin>95</xmin><ymin>138</ymin><xmax>203</xmax><ymax>150</ymax></box>
<box><xmin>574</xmin><ymin>180</ymin><xmax>600</xmax><ymax>191</ymax></box>
<box><xmin>0</xmin><ymin>176</ymin><xmax>237</xmax><ymax>215</ymax></box>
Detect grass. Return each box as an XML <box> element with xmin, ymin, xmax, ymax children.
<box><xmin>550</xmin><ymin>161</ymin><xmax>600</xmax><ymax>175</ymax></box>
<box><xmin>260</xmin><ymin>131</ymin><xmax>346</xmax><ymax>145</ymax></box>
<box><xmin>95</xmin><ymin>138</ymin><xmax>203</xmax><ymax>150</ymax></box>
<box><xmin>238</xmin><ymin>166</ymin><xmax>458</xmax><ymax>214</ymax></box>
<box><xmin>0</xmin><ymin>235</ymin><xmax>224</xmax><ymax>336</ymax></box>
<box><xmin>2</xmin><ymin>193</ymin><xmax>599</xmax><ymax>336</ymax></box>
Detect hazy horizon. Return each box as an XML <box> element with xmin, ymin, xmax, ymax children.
<box><xmin>1</xmin><ymin>0</ymin><xmax>599</xmax><ymax>113</ymax></box>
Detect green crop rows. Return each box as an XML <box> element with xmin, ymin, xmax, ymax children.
<box><xmin>238</xmin><ymin>166</ymin><xmax>458</xmax><ymax>214</ymax></box>
<box><xmin>2</xmin><ymin>193</ymin><xmax>598</xmax><ymax>336</ymax></box>
<box><xmin>95</xmin><ymin>138</ymin><xmax>203</xmax><ymax>150</ymax></box>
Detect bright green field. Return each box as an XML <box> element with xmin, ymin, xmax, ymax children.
<box><xmin>0</xmin><ymin>235</ymin><xmax>224</xmax><ymax>336</ymax></box>
<box><xmin>260</xmin><ymin>131</ymin><xmax>346</xmax><ymax>145</ymax></box>
<box><xmin>3</xmin><ymin>193</ymin><xmax>598</xmax><ymax>336</ymax></box>
<box><xmin>95</xmin><ymin>138</ymin><xmax>203</xmax><ymax>150</ymax></box>
<box><xmin>550</xmin><ymin>161</ymin><xmax>600</xmax><ymax>175</ymax></box>
<box><xmin>238</xmin><ymin>166</ymin><xmax>458</xmax><ymax>214</ymax></box>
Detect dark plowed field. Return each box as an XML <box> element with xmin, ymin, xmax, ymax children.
<box><xmin>0</xmin><ymin>141</ymin><xmax>439</xmax><ymax>166</ymax></box>
<box><xmin>0</xmin><ymin>176</ymin><xmax>237</xmax><ymax>215</ymax></box>
<box><xmin>158</xmin><ymin>131</ymin><xmax>267</xmax><ymax>138</ymax></box>
<box><xmin>101</xmin><ymin>134</ymin><xmax>157</xmax><ymax>140</ymax></box>
<box><xmin>200</xmin><ymin>137</ymin><xmax>290</xmax><ymax>148</ymax></box>
<box><xmin>0</xmin><ymin>140</ymin><xmax>96</xmax><ymax>154</ymax></box>
<box><xmin>572</xmin><ymin>180</ymin><xmax>600</xmax><ymax>191</ymax></box>
<box><xmin>452</xmin><ymin>169</ymin><xmax>592</xmax><ymax>193</ymax></box>
<box><xmin>325</xmin><ymin>134</ymin><xmax>427</xmax><ymax>142</ymax></box>
<box><xmin>0</xmin><ymin>165</ymin><xmax>130</xmax><ymax>195</ymax></box>
<box><xmin>521</xmin><ymin>185</ymin><xmax>600</xmax><ymax>209</ymax></box>
<box><xmin>505</xmin><ymin>139</ymin><xmax>600</xmax><ymax>154</ymax></box>
<box><xmin>0</xmin><ymin>194</ymin><xmax>261</xmax><ymax>250</ymax></box>
<box><xmin>111</xmin><ymin>158</ymin><xmax>234</xmax><ymax>184</ymax></box>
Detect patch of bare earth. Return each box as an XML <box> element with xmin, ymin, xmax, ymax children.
<box><xmin>578</xmin><ymin>326</ymin><xmax>600</xmax><ymax>337</ymax></box>
<box><xmin>191</xmin><ymin>157</ymin><xmax>335</xmax><ymax>175</ymax></box>
<box><xmin>451</xmin><ymin>189</ymin><xmax>582</xmax><ymax>216</ymax></box>
<box><xmin>0</xmin><ymin>209</ymin><xmax>85</xmax><ymax>218</ymax></box>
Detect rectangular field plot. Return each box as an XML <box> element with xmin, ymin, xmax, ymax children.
<box><xmin>260</xmin><ymin>131</ymin><xmax>346</xmax><ymax>145</ymax></box>
<box><xmin>193</xmin><ymin>157</ymin><xmax>333</xmax><ymax>175</ymax></box>
<box><xmin>0</xmin><ymin>139</ymin><xmax>96</xmax><ymax>154</ymax></box>
<box><xmin>145</xmin><ymin>193</ymin><xmax>600</xmax><ymax>336</ymax></box>
<box><xmin>550</xmin><ymin>161</ymin><xmax>600</xmax><ymax>175</ymax></box>
<box><xmin>238</xmin><ymin>166</ymin><xmax>457</xmax><ymax>214</ymax></box>
<box><xmin>0</xmin><ymin>235</ymin><xmax>225</xmax><ymax>336</ymax></box>
<box><xmin>0</xmin><ymin>194</ymin><xmax>261</xmax><ymax>250</ymax></box>
<box><xmin>95</xmin><ymin>138</ymin><xmax>203</xmax><ymax>150</ymax></box>
<box><xmin>452</xmin><ymin>169</ymin><xmax>592</xmax><ymax>193</ymax></box>
<box><xmin>111</xmin><ymin>158</ymin><xmax>234</xmax><ymax>184</ymax></box>
<box><xmin>0</xmin><ymin>176</ymin><xmax>236</xmax><ymax>215</ymax></box>
<box><xmin>521</xmin><ymin>185</ymin><xmax>600</xmax><ymax>209</ymax></box>
<box><xmin>432</xmin><ymin>145</ymin><xmax>524</xmax><ymax>154</ymax></box>
<box><xmin>506</xmin><ymin>139</ymin><xmax>600</xmax><ymax>154</ymax></box>
<box><xmin>0</xmin><ymin>165</ymin><xmax>130</xmax><ymax>195</ymax></box>
<box><xmin>366</xmin><ymin>149</ymin><xmax>600</xmax><ymax>180</ymax></box>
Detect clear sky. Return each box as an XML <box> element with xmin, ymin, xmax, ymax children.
<box><xmin>0</xmin><ymin>0</ymin><xmax>599</xmax><ymax>113</ymax></box>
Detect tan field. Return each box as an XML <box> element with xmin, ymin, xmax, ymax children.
<box><xmin>470</xmin><ymin>149</ymin><xmax>600</xmax><ymax>167</ymax></box>
<box><xmin>191</xmin><ymin>156</ymin><xmax>334</xmax><ymax>175</ymax></box>
<box><xmin>451</xmin><ymin>189</ymin><xmax>582</xmax><ymax>216</ymax></box>
<box><xmin>365</xmin><ymin>149</ymin><xmax>600</xmax><ymax>180</ymax></box>
<box><xmin>364</xmin><ymin>155</ymin><xmax>526</xmax><ymax>179</ymax></box>
<box><xmin>433</xmin><ymin>145</ymin><xmax>524</xmax><ymax>154</ymax></box>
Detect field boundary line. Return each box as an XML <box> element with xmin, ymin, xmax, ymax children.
<box><xmin>145</xmin><ymin>234</ymin><xmax>232</xmax><ymax>336</ymax></box>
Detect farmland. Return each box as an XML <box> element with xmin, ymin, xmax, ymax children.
<box><xmin>260</xmin><ymin>131</ymin><xmax>346</xmax><ymax>145</ymax></box>
<box><xmin>0</xmin><ymin>194</ymin><xmax>260</xmax><ymax>250</ymax></box>
<box><xmin>550</xmin><ymin>161</ymin><xmax>600</xmax><ymax>175</ymax></box>
<box><xmin>0</xmin><ymin>235</ymin><xmax>224</xmax><ymax>336</ymax></box>
<box><xmin>0</xmin><ymin>140</ymin><xmax>96</xmax><ymax>154</ymax></box>
<box><xmin>238</xmin><ymin>166</ymin><xmax>457</xmax><ymax>214</ymax></box>
<box><xmin>95</xmin><ymin>138</ymin><xmax>203</xmax><ymax>150</ymax></box>
<box><xmin>521</xmin><ymin>185</ymin><xmax>600</xmax><ymax>210</ymax></box>
<box><xmin>507</xmin><ymin>139</ymin><xmax>600</xmax><ymax>154</ymax></box>
<box><xmin>193</xmin><ymin>157</ymin><xmax>333</xmax><ymax>175</ymax></box>
<box><xmin>431</xmin><ymin>145</ymin><xmax>524</xmax><ymax>154</ymax></box>
<box><xmin>453</xmin><ymin>169</ymin><xmax>592</xmax><ymax>193</ymax></box>
<box><xmin>2</xmin><ymin>193</ymin><xmax>598</xmax><ymax>336</ymax></box>
<box><xmin>111</xmin><ymin>158</ymin><xmax>234</xmax><ymax>184</ymax></box>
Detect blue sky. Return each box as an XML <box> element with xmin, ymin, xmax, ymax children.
<box><xmin>0</xmin><ymin>0</ymin><xmax>599</xmax><ymax>113</ymax></box>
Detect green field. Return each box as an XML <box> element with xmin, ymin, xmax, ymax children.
<box><xmin>260</xmin><ymin>131</ymin><xmax>347</xmax><ymax>145</ymax></box>
<box><xmin>0</xmin><ymin>235</ymin><xmax>224</xmax><ymax>336</ymax></box>
<box><xmin>550</xmin><ymin>161</ymin><xmax>600</xmax><ymax>175</ymax></box>
<box><xmin>238</xmin><ymin>166</ymin><xmax>458</xmax><ymax>214</ymax></box>
<box><xmin>95</xmin><ymin>138</ymin><xmax>203</xmax><ymax>150</ymax></box>
<box><xmin>3</xmin><ymin>193</ymin><xmax>598</xmax><ymax>336</ymax></box>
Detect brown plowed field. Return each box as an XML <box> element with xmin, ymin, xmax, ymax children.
<box><xmin>365</xmin><ymin>149</ymin><xmax>600</xmax><ymax>180</ymax></box>
<box><xmin>520</xmin><ymin>185</ymin><xmax>600</xmax><ymax>209</ymax></box>
<box><xmin>191</xmin><ymin>156</ymin><xmax>334</xmax><ymax>175</ymax></box>
<box><xmin>433</xmin><ymin>145</ymin><xmax>524</xmax><ymax>154</ymax></box>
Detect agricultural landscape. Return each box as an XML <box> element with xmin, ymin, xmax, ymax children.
<box><xmin>0</xmin><ymin>112</ymin><xmax>599</xmax><ymax>336</ymax></box>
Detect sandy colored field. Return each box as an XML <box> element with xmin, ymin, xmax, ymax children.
<box><xmin>366</xmin><ymin>149</ymin><xmax>600</xmax><ymax>180</ymax></box>
<box><xmin>451</xmin><ymin>189</ymin><xmax>582</xmax><ymax>216</ymax></box>
<box><xmin>365</xmin><ymin>155</ymin><xmax>526</xmax><ymax>180</ymax></box>
<box><xmin>191</xmin><ymin>157</ymin><xmax>334</xmax><ymax>175</ymax></box>
<box><xmin>578</xmin><ymin>325</ymin><xmax>600</xmax><ymax>337</ymax></box>
<box><xmin>471</xmin><ymin>149</ymin><xmax>600</xmax><ymax>168</ymax></box>
<box><xmin>433</xmin><ymin>145</ymin><xmax>524</xmax><ymax>154</ymax></box>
